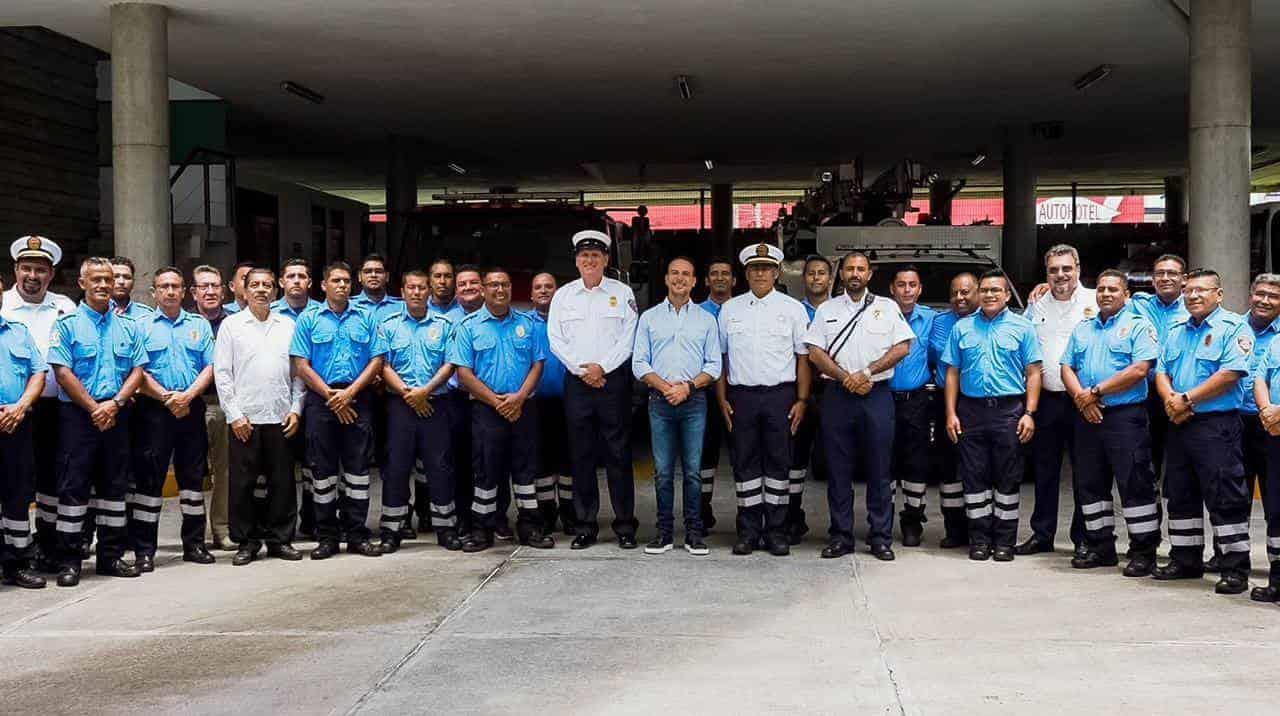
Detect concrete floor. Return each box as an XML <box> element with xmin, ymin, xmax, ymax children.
<box><xmin>2</xmin><ymin>460</ymin><xmax>1279</xmax><ymax>715</ymax></box>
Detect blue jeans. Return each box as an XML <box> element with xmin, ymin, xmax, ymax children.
<box><xmin>649</xmin><ymin>391</ymin><xmax>707</xmax><ymax>537</ymax></box>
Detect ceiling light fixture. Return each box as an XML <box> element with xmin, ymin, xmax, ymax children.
<box><xmin>704</xmin><ymin>159</ymin><xmax>714</xmax><ymax>171</ymax></box>
<box><xmin>1073</xmin><ymin>64</ymin><xmax>1114</xmax><ymax>91</ymax></box>
<box><xmin>280</xmin><ymin>81</ymin><xmax>324</xmax><ymax>104</ymax></box>
<box><xmin>970</xmin><ymin>152</ymin><xmax>987</xmax><ymax>167</ymax></box>
<box><xmin>447</xmin><ymin>163</ymin><xmax>466</xmax><ymax>175</ymax></box>
<box><xmin>676</xmin><ymin>75</ymin><xmax>694</xmax><ymax>101</ymax></box>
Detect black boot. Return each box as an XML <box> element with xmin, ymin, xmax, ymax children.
<box><xmin>900</xmin><ymin>514</ymin><xmax>924</xmax><ymax>547</ymax></box>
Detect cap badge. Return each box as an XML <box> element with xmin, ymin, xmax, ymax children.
<box><xmin>26</xmin><ymin>237</ymin><xmax>41</xmax><ymax>251</ymax></box>
<box><xmin>755</xmin><ymin>244</ymin><xmax>769</xmax><ymax>257</ymax></box>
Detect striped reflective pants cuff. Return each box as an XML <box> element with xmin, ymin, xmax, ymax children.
<box><xmin>380</xmin><ymin>504</ymin><xmax>410</xmax><ymax>531</ymax></box>
<box><xmin>939</xmin><ymin>481</ymin><xmax>965</xmax><ymax>510</ymax></box>
<box><xmin>1166</xmin><ymin>514</ymin><xmax>1206</xmax><ymax>548</ymax></box>
<box><xmin>735</xmin><ymin>477</ymin><xmax>763</xmax><ymax>508</ymax></box>
<box><xmin>312</xmin><ymin>475</ymin><xmax>339</xmax><ymax>505</ymax></box>
<box><xmin>992</xmin><ymin>491</ymin><xmax>1019</xmax><ymax>522</ymax></box>
<box><xmin>964</xmin><ymin>490</ymin><xmax>993</xmax><ymax>519</ymax></box>
<box><xmin>534</xmin><ymin>475</ymin><xmax>558</xmax><ymax>503</ymax></box>
<box><xmin>430</xmin><ymin>501</ymin><xmax>458</xmax><ymax>528</ymax></box>
<box><xmin>342</xmin><ymin>473</ymin><xmax>370</xmax><ymax>502</ymax></box>
<box><xmin>127</xmin><ymin>492</ymin><xmax>163</xmax><ymax>524</ymax></box>
<box><xmin>788</xmin><ymin>469</ymin><xmax>806</xmax><ymax>497</ymax></box>
<box><xmin>899</xmin><ymin>480</ymin><xmax>926</xmax><ymax>510</ymax></box>
<box><xmin>1267</xmin><ymin>535</ymin><xmax>1280</xmax><ymax>563</ymax></box>
<box><xmin>1121</xmin><ymin>502</ymin><xmax>1160</xmax><ymax>537</ymax></box>
<box><xmin>34</xmin><ymin>493</ymin><xmax>57</xmax><ymax>524</ymax></box>
<box><xmin>557</xmin><ymin>474</ymin><xmax>574</xmax><ymax>501</ymax></box>
<box><xmin>91</xmin><ymin>498</ymin><xmax>127</xmax><ymax>528</ymax></box>
<box><xmin>1080</xmin><ymin>499</ymin><xmax>1115</xmax><ymax>533</ymax></box>
<box><xmin>253</xmin><ymin>474</ymin><xmax>268</xmax><ymax>500</ymax></box>
<box><xmin>513</xmin><ymin>482</ymin><xmax>539</xmax><ymax>511</ymax></box>
<box><xmin>1212</xmin><ymin>521</ymin><xmax>1251</xmax><ymax>554</ymax></box>
<box><xmin>1</xmin><ymin>516</ymin><xmax>32</xmax><ymax>550</ymax></box>
<box><xmin>471</xmin><ymin>486</ymin><xmax>498</xmax><ymax>516</ymax></box>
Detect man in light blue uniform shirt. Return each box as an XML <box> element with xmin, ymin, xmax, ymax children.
<box><xmin>528</xmin><ymin>272</ymin><xmax>573</xmax><ymax>534</ymax></box>
<box><xmin>270</xmin><ymin>258</ymin><xmax>323</xmax><ymax>320</ymax></box>
<box><xmin>427</xmin><ymin>259</ymin><xmax>459</xmax><ymax>317</ymax></box>
<box><xmin>697</xmin><ymin>257</ymin><xmax>736</xmax><ymax>530</ymax></box>
<box><xmin>449</xmin><ymin>268</ymin><xmax>549</xmax><ymax>552</ymax></box>
<box><xmin>1152</xmin><ymin>268</ymin><xmax>1252</xmax><ymax>594</ymax></box>
<box><xmin>633</xmin><ymin>257</ymin><xmax>721</xmax><ymax>555</ymax></box>
<box><xmin>1127</xmin><ymin>254</ymin><xmax>1189</xmax><ymax>483</ymax></box>
<box><xmin>350</xmin><ymin>253</ymin><xmax>405</xmax><ymax>323</ymax></box>
<box><xmin>379</xmin><ymin>270</ymin><xmax>461</xmax><ymax>554</ymax></box>
<box><xmin>290</xmin><ymin>260</ymin><xmax>388</xmax><ymax>560</ymax></box>
<box><xmin>941</xmin><ymin>270</ymin><xmax>1042</xmax><ymax>562</ymax></box>
<box><xmin>886</xmin><ymin>266</ymin><xmax>937</xmax><ymax>546</ymax></box>
<box><xmin>1060</xmin><ymin>269</ymin><xmax>1161</xmax><ymax>575</ymax></box>
<box><xmin>110</xmin><ymin>257</ymin><xmax>154</xmax><ymax>320</ymax></box>
<box><xmin>128</xmin><ymin>267</ymin><xmax>217</xmax><ymax>571</ymax></box>
<box><xmin>223</xmin><ymin>262</ymin><xmax>253</xmax><ymax>315</ymax></box>
<box><xmin>1248</xmin><ymin>325</ymin><xmax>1280</xmax><ymax>601</ymax></box>
<box><xmin>926</xmin><ymin>272</ymin><xmax>978</xmax><ymax>547</ymax></box>
<box><xmin>47</xmin><ymin>257</ymin><xmax>149</xmax><ymax>586</ymax></box>
<box><xmin>788</xmin><ymin>255</ymin><xmax>833</xmax><ymax>543</ymax></box>
<box><xmin>0</xmin><ymin>312</ymin><xmax>48</xmax><ymax>589</ymax></box>
<box><xmin>439</xmin><ymin>265</ymin><xmax>485</xmax><ymax>535</ymax></box>
<box><xmin>1235</xmin><ymin>276</ymin><xmax>1280</xmax><ymax>542</ymax></box>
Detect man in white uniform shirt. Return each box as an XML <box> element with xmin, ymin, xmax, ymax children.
<box><xmin>804</xmin><ymin>252</ymin><xmax>914</xmax><ymax>560</ymax></box>
<box><xmin>1018</xmin><ymin>244</ymin><xmax>1093</xmax><ymax>556</ymax></box>
<box><xmin>716</xmin><ymin>243</ymin><xmax>811</xmax><ymax>557</ymax></box>
<box><xmin>1</xmin><ymin>236</ymin><xmax>76</xmax><ymax>569</ymax></box>
<box><xmin>547</xmin><ymin>230</ymin><xmax>640</xmax><ymax>550</ymax></box>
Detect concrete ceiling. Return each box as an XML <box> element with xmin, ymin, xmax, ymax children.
<box><xmin>13</xmin><ymin>0</ymin><xmax>1280</xmax><ymax>201</ymax></box>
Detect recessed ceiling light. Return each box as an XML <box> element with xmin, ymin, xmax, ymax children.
<box><xmin>447</xmin><ymin>163</ymin><xmax>466</xmax><ymax>175</ymax></box>
<box><xmin>280</xmin><ymin>81</ymin><xmax>324</xmax><ymax>104</ymax></box>
<box><xmin>704</xmin><ymin>159</ymin><xmax>714</xmax><ymax>170</ymax></box>
<box><xmin>1073</xmin><ymin>64</ymin><xmax>1114</xmax><ymax>91</ymax></box>
<box><xmin>676</xmin><ymin>75</ymin><xmax>693</xmax><ymax>101</ymax></box>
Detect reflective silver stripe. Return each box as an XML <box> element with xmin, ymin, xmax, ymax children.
<box><xmin>96</xmin><ymin>515</ymin><xmax>127</xmax><ymax>527</ymax></box>
<box><xmin>1084</xmin><ymin>516</ymin><xmax>1115</xmax><ymax>531</ymax></box>
<box><xmin>516</xmin><ymin>498</ymin><xmax>539</xmax><ymax>509</ymax></box>
<box><xmin>88</xmin><ymin>498</ymin><xmax>105</xmax><ymax>510</ymax></box>
<box><xmin>55</xmin><ymin>521</ymin><xmax>81</xmax><ymax>533</ymax></box>
<box><xmin>558</xmin><ymin>475</ymin><xmax>574</xmax><ymax>486</ymax></box>
<box><xmin>940</xmin><ymin>482</ymin><xmax>963</xmax><ymax>493</ymax></box>
<box><xmin>1268</xmin><ymin>537</ymin><xmax>1280</xmax><ymax>548</ymax></box>
<box><xmin>130</xmin><ymin>493</ymin><xmax>164</xmax><ymax>507</ymax></box>
<box><xmin>993</xmin><ymin>492</ymin><xmax>1019</xmax><ymax>507</ymax></box>
<box><xmin>131</xmin><ymin>509</ymin><xmax>160</xmax><ymax>523</ymax></box>
<box><xmin>941</xmin><ymin>498</ymin><xmax>965</xmax><ymax>508</ymax></box>
<box><xmin>431</xmin><ymin>502</ymin><xmax>456</xmax><ymax>516</ymax></box>
<box><xmin>431</xmin><ymin>516</ymin><xmax>457</xmax><ymax>527</ymax></box>
<box><xmin>381</xmin><ymin>518</ymin><xmax>403</xmax><ymax>530</ymax></box>
<box><xmin>763</xmin><ymin>492</ymin><xmax>790</xmax><ymax>505</ymax></box>
<box><xmin>788</xmin><ymin>469</ymin><xmax>806</xmax><ymax>480</ymax></box>
<box><xmin>700</xmin><ymin>469</ymin><xmax>715</xmax><ymax>479</ymax></box>
<box><xmin>1080</xmin><ymin>499</ymin><xmax>1111</xmax><ymax>515</ymax></box>
<box><xmin>965</xmin><ymin>490</ymin><xmax>992</xmax><ymax>504</ymax></box>
<box><xmin>179</xmin><ymin>490</ymin><xmax>203</xmax><ymax>501</ymax></box>
<box><xmin>513</xmin><ymin>484</ymin><xmax>537</xmax><ymax>496</ymax></box>
<box><xmin>737</xmin><ymin>494</ymin><xmax>763</xmax><ymax>507</ymax></box>
<box><xmin>474</xmin><ymin>486</ymin><xmax>498</xmax><ymax>500</ymax></box>
<box><xmin>993</xmin><ymin>507</ymin><xmax>1019</xmax><ymax>521</ymax></box>
<box><xmin>788</xmin><ymin>482</ymin><xmax>804</xmax><ymax>494</ymax></box>
<box><xmin>36</xmin><ymin>511</ymin><xmax>56</xmax><ymax>523</ymax></box>
<box><xmin>6</xmin><ymin>534</ymin><xmax>31</xmax><ymax>548</ymax></box>
<box><xmin>1122</xmin><ymin>503</ymin><xmax>1158</xmax><ymax>518</ymax></box>
<box><xmin>966</xmin><ymin>505</ymin><xmax>993</xmax><ymax>518</ymax></box>
<box><xmin>345</xmin><ymin>488</ymin><xmax>369</xmax><ymax>501</ymax></box>
<box><xmin>904</xmin><ymin>496</ymin><xmax>924</xmax><ymax>507</ymax></box>
<box><xmin>253</xmin><ymin>489</ymin><xmax>268</xmax><ymax>498</ymax></box>
<box><xmin>312</xmin><ymin>475</ymin><xmax>338</xmax><ymax>490</ymax></box>
<box><xmin>344</xmin><ymin>473</ymin><xmax>370</xmax><ymax>487</ymax></box>
<box><xmin>1127</xmin><ymin>520</ymin><xmax>1161</xmax><ymax>534</ymax></box>
<box><xmin>763</xmin><ymin>477</ymin><xmax>788</xmax><ymax>491</ymax></box>
<box><xmin>737</xmin><ymin>478</ymin><xmax>763</xmax><ymax>492</ymax></box>
<box><xmin>535</xmin><ymin>476</ymin><xmax>556</xmax><ymax>488</ymax></box>
<box><xmin>559</xmin><ymin>488</ymin><xmax>575</xmax><ymax>499</ymax></box>
<box><xmin>57</xmin><ymin>504</ymin><xmax>88</xmax><ymax>517</ymax></box>
<box><xmin>382</xmin><ymin>505</ymin><xmax>410</xmax><ymax>516</ymax></box>
<box><xmin>472</xmin><ymin>502</ymin><xmax>497</xmax><ymax>514</ymax></box>
<box><xmin>35</xmin><ymin>493</ymin><xmax>57</xmax><ymax>506</ymax></box>
<box><xmin>98</xmin><ymin>499</ymin><xmax>126</xmax><ymax>512</ymax></box>
<box><xmin>900</xmin><ymin>481</ymin><xmax>926</xmax><ymax>493</ymax></box>
<box><xmin>180</xmin><ymin>504</ymin><xmax>205</xmax><ymax>516</ymax></box>
<box><xmin>1212</xmin><ymin>523</ymin><xmax>1249</xmax><ymax>537</ymax></box>
<box><xmin>313</xmin><ymin>490</ymin><xmax>337</xmax><ymax>504</ymax></box>
<box><xmin>1</xmin><ymin>517</ymin><xmax>29</xmax><ymax>531</ymax></box>
<box><xmin>1220</xmin><ymin>540</ymin><xmax>1251</xmax><ymax>553</ymax></box>
<box><xmin>1167</xmin><ymin>518</ymin><xmax>1203</xmax><ymax>529</ymax></box>
<box><xmin>1168</xmin><ymin>534</ymin><xmax>1204</xmax><ymax>546</ymax></box>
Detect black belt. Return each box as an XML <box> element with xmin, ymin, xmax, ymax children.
<box><xmin>892</xmin><ymin>386</ymin><xmax>928</xmax><ymax>401</ymax></box>
<box><xmin>730</xmin><ymin>382</ymin><xmax>795</xmax><ymax>393</ymax></box>
<box><xmin>959</xmin><ymin>395</ymin><xmax>1023</xmax><ymax>408</ymax></box>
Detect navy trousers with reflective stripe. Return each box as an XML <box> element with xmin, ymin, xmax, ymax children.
<box><xmin>891</xmin><ymin>389</ymin><xmax>931</xmax><ymax>523</ymax></box>
<box><xmin>128</xmin><ymin>397</ymin><xmax>209</xmax><ymax>556</ymax></box>
<box><xmin>955</xmin><ymin>396</ymin><xmax>1025</xmax><ymax>549</ymax></box>
<box><xmin>31</xmin><ymin>398</ymin><xmax>60</xmax><ymax>558</ymax></box>
<box><xmin>471</xmin><ymin>401</ymin><xmax>540</xmax><ymax>536</ymax></box>
<box><xmin>1164</xmin><ymin>412</ymin><xmax>1251</xmax><ymax>579</ymax></box>
<box><xmin>824</xmin><ymin>383</ymin><xmax>895</xmax><ymax>548</ymax></box>
<box><xmin>384</xmin><ymin>396</ymin><xmax>455</xmax><ymax>538</ymax></box>
<box><xmin>1072</xmin><ymin>404</ymin><xmax>1160</xmax><ymax>558</ymax></box>
<box><xmin>788</xmin><ymin>384</ymin><xmax>826</xmax><ymax>536</ymax></box>
<box><xmin>0</xmin><ymin>420</ymin><xmax>35</xmax><ymax>566</ymax></box>
<box><xmin>55</xmin><ymin>403</ymin><xmax>131</xmax><ymax>566</ymax></box>
<box><xmin>304</xmin><ymin>390</ymin><xmax>373</xmax><ymax>544</ymax></box>
<box><xmin>535</xmin><ymin>395</ymin><xmax>574</xmax><ymax>532</ymax></box>
<box><xmin>728</xmin><ymin>383</ymin><xmax>794</xmax><ymax>543</ymax></box>
<box><xmin>929</xmin><ymin>395</ymin><xmax>968</xmax><ymax>539</ymax></box>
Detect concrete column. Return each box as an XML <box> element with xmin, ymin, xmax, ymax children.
<box><xmin>1001</xmin><ymin>126</ymin><xmax>1038</xmax><ymax>287</ymax></box>
<box><xmin>1164</xmin><ymin>175</ymin><xmax>1186</xmax><ymax>228</ymax></box>
<box><xmin>711</xmin><ymin>183</ymin><xmax>733</xmax><ymax>259</ymax></box>
<box><xmin>1189</xmin><ymin>0</ymin><xmax>1251</xmax><ymax>310</ymax></box>
<box><xmin>111</xmin><ymin>2</ymin><xmax>170</xmax><ymax>298</ymax></box>
<box><xmin>385</xmin><ymin>135</ymin><xmax>420</xmax><ymax>268</ymax></box>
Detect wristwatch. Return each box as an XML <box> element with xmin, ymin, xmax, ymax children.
<box><xmin>1024</xmin><ymin>409</ymin><xmax>1036</xmax><ymax>418</ymax></box>
<box><xmin>685</xmin><ymin>380</ymin><xmax>697</xmax><ymax>393</ymax></box>
<box><xmin>111</xmin><ymin>396</ymin><xmax>126</xmax><ymax>409</ymax></box>
<box><xmin>1089</xmin><ymin>385</ymin><xmax>1102</xmax><ymax>398</ymax></box>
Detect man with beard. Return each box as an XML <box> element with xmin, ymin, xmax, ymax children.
<box><xmin>697</xmin><ymin>258</ymin><xmax>736</xmax><ymax>530</ymax></box>
<box><xmin>926</xmin><ymin>273</ymin><xmax>979</xmax><ymax>547</ymax></box>
<box><xmin>427</xmin><ymin>259</ymin><xmax>458</xmax><ymax>316</ymax></box>
<box><xmin>2</xmin><ymin>237</ymin><xmax>75</xmax><ymax>570</ymax></box>
<box><xmin>787</xmin><ymin>255</ymin><xmax>832</xmax><ymax>544</ymax></box>
<box><xmin>528</xmin><ymin>272</ymin><xmax>573</xmax><ymax>534</ymax></box>
<box><xmin>887</xmin><ymin>266</ymin><xmax>937</xmax><ymax>547</ymax></box>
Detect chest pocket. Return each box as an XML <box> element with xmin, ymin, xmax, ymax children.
<box><xmin>557</xmin><ymin>308</ymin><xmax>584</xmax><ymax>340</ymax></box>
<box><xmin>1194</xmin><ymin>339</ymin><xmax>1222</xmax><ymax>380</ymax></box>
<box><xmin>995</xmin><ymin>332</ymin><xmax>1022</xmax><ymax>354</ymax></box>
<box><xmin>145</xmin><ymin>335</ymin><xmax>170</xmax><ymax>369</ymax></box>
<box><xmin>473</xmin><ymin>332</ymin><xmax>497</xmax><ymax>353</ymax></box>
<box><xmin>863</xmin><ymin>313</ymin><xmax>892</xmax><ymax>335</ymax></box>
<box><xmin>764</xmin><ymin>318</ymin><xmax>793</xmax><ymax>355</ymax></box>
<box><xmin>8</xmin><ymin>342</ymin><xmax>30</xmax><ymax>376</ymax></box>
<box><xmin>70</xmin><ymin>339</ymin><xmax>98</xmax><ymax>374</ymax></box>
<box><xmin>1106</xmin><ymin>333</ymin><xmax>1133</xmax><ymax>360</ymax></box>
<box><xmin>957</xmin><ymin>332</ymin><xmax>984</xmax><ymax>365</ymax></box>
<box><xmin>343</xmin><ymin>322</ymin><xmax>371</xmax><ymax>345</ymax></box>
<box><xmin>112</xmin><ymin>338</ymin><xmax>135</xmax><ymax>374</ymax></box>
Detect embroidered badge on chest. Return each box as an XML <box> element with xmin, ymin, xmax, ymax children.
<box><xmin>1238</xmin><ymin>334</ymin><xmax>1254</xmax><ymax>353</ymax></box>
<box><xmin>515</xmin><ymin>325</ymin><xmax>527</xmax><ymax>338</ymax></box>
<box><xmin>189</xmin><ymin>329</ymin><xmax>200</xmax><ymax>342</ymax></box>
<box><xmin>1204</xmin><ymin>334</ymin><xmax>1212</xmax><ymax>347</ymax></box>
<box><xmin>1118</xmin><ymin>326</ymin><xmax>1129</xmax><ymax>338</ymax></box>
<box><xmin>609</xmin><ymin>296</ymin><xmax>618</xmax><ymax>308</ymax></box>
<box><xmin>1083</xmin><ymin>307</ymin><xmax>1096</xmax><ymax>318</ymax></box>
<box><xmin>428</xmin><ymin>327</ymin><xmax>441</xmax><ymax>341</ymax></box>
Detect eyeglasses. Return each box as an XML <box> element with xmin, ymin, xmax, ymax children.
<box><xmin>1152</xmin><ymin>270</ymin><xmax>1183</xmax><ymax>278</ymax></box>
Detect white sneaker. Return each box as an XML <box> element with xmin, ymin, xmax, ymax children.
<box><xmin>644</xmin><ymin>536</ymin><xmax>674</xmax><ymax>554</ymax></box>
<box><xmin>684</xmin><ymin>539</ymin><xmax>710</xmax><ymax>556</ymax></box>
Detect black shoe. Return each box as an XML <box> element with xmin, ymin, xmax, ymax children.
<box><xmin>618</xmin><ymin>534</ymin><xmax>638</xmax><ymax>550</ymax></box>
<box><xmin>969</xmin><ymin>545</ymin><xmax>992</xmax><ymax>561</ymax></box>
<box><xmin>56</xmin><ymin>567</ymin><xmax>80</xmax><ymax>587</ymax></box>
<box><xmin>1215</xmin><ymin>573</ymin><xmax>1249</xmax><ymax>595</ymax></box>
<box><xmin>1152</xmin><ymin>561</ymin><xmax>1205</xmax><ymax>581</ymax></box>
<box><xmin>437</xmin><ymin>529</ymin><xmax>463</xmax><ymax>551</ymax></box>
<box><xmin>184</xmin><ymin>545</ymin><xmax>217</xmax><ymax>564</ymax></box>
<box><xmin>1071</xmin><ymin>551</ymin><xmax>1118</xmax><ymax>569</ymax></box>
<box><xmin>96</xmin><ymin>558</ymin><xmax>141</xmax><ymax>578</ymax></box>
<box><xmin>1250</xmin><ymin>584</ymin><xmax>1280</xmax><ymax>602</ymax></box>
<box><xmin>310</xmin><ymin>541</ymin><xmax>340</xmax><ymax>560</ymax></box>
<box><xmin>570</xmin><ymin>534</ymin><xmax>596</xmax><ymax>550</ymax></box>
<box><xmin>461</xmin><ymin>531</ymin><xmax>494</xmax><ymax>553</ymax></box>
<box><xmin>79</xmin><ymin>543</ymin><xmax>93</xmax><ymax>561</ymax></box>
<box><xmin>684</xmin><ymin>537</ymin><xmax>709</xmax><ymax>556</ymax></box>
<box><xmin>644</xmin><ymin>535</ymin><xmax>674</xmax><ymax>554</ymax></box>
<box><xmin>267</xmin><ymin>543</ymin><xmax>303</xmax><ymax>561</ymax></box>
<box><xmin>378</xmin><ymin>536</ymin><xmax>401</xmax><ymax>554</ymax></box>
<box><xmin>1014</xmin><ymin>537</ymin><xmax>1052</xmax><ymax>555</ymax></box>
<box><xmin>135</xmin><ymin>554</ymin><xmax>156</xmax><ymax>573</ymax></box>
<box><xmin>767</xmin><ymin>539</ymin><xmax>790</xmax><ymax>557</ymax></box>
<box><xmin>2</xmin><ymin>567</ymin><xmax>46</xmax><ymax>589</ymax></box>
<box><xmin>939</xmin><ymin>534</ymin><xmax>969</xmax><ymax>549</ymax></box>
<box><xmin>1204</xmin><ymin>554</ymin><xmax>1222</xmax><ymax>573</ymax></box>
<box><xmin>732</xmin><ymin>540</ymin><xmax>754</xmax><ymax>556</ymax></box>
<box><xmin>900</xmin><ymin>521</ymin><xmax>923</xmax><ymax>548</ymax></box>
<box><xmin>398</xmin><ymin>524</ymin><xmax>418</xmax><ymax>541</ymax></box>
<box><xmin>821</xmin><ymin>541</ymin><xmax>852</xmax><ymax>559</ymax></box>
<box><xmin>1123</xmin><ymin>556</ymin><xmax>1155</xmax><ymax>578</ymax></box>
<box><xmin>992</xmin><ymin>546</ymin><xmax>1015</xmax><ymax>562</ymax></box>
<box><xmin>233</xmin><ymin>543</ymin><xmax>261</xmax><ymax>566</ymax></box>
<box><xmin>1072</xmin><ymin>543</ymin><xmax>1089</xmax><ymax>560</ymax></box>
<box><xmin>347</xmin><ymin>540</ymin><xmax>383</xmax><ymax>557</ymax></box>
<box><xmin>521</xmin><ymin>531</ymin><xmax>556</xmax><ymax>549</ymax></box>
<box><xmin>871</xmin><ymin>545</ymin><xmax>895</xmax><ymax>561</ymax></box>
<box><xmin>494</xmin><ymin>524</ymin><xmax>514</xmax><ymax>542</ymax></box>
